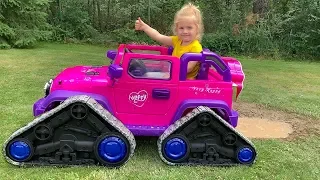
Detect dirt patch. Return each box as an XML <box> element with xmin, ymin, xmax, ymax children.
<box><xmin>233</xmin><ymin>101</ymin><xmax>320</xmax><ymax>141</ymax></box>
<box><xmin>236</xmin><ymin>118</ymin><xmax>293</xmax><ymax>139</ymax></box>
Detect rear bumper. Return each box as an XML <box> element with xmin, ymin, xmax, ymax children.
<box><xmin>229</xmin><ymin>110</ymin><xmax>238</xmax><ymax>127</ymax></box>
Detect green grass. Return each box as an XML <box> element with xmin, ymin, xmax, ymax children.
<box><xmin>0</xmin><ymin>43</ymin><xmax>319</xmax><ymax>180</ymax></box>
<box><xmin>237</xmin><ymin>56</ymin><xmax>320</xmax><ymax>119</ymax></box>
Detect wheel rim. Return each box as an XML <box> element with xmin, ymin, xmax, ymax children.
<box><xmin>98</xmin><ymin>136</ymin><xmax>127</xmax><ymax>163</ymax></box>
<box><xmin>70</xmin><ymin>103</ymin><xmax>88</xmax><ymax>120</ymax></box>
<box><xmin>34</xmin><ymin>124</ymin><xmax>52</xmax><ymax>141</ymax></box>
<box><xmin>223</xmin><ymin>133</ymin><xmax>237</xmax><ymax>146</ymax></box>
<box><xmin>237</xmin><ymin>147</ymin><xmax>254</xmax><ymax>163</ymax></box>
<box><xmin>198</xmin><ymin>113</ymin><xmax>212</xmax><ymax>126</ymax></box>
<box><xmin>164</xmin><ymin>137</ymin><xmax>187</xmax><ymax>160</ymax></box>
<box><xmin>9</xmin><ymin>140</ymin><xmax>31</xmax><ymax>161</ymax></box>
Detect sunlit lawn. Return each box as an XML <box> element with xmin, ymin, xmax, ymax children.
<box><xmin>0</xmin><ymin>43</ymin><xmax>319</xmax><ymax>180</ymax></box>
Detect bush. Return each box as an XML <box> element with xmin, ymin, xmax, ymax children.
<box><xmin>83</xmin><ymin>33</ymin><xmax>116</xmax><ymax>46</ymax></box>
<box><xmin>201</xmin><ymin>33</ymin><xmax>235</xmax><ymax>55</ymax></box>
<box><xmin>110</xmin><ymin>28</ymin><xmax>157</xmax><ymax>44</ymax></box>
<box><xmin>0</xmin><ymin>38</ymin><xmax>11</xmax><ymax>49</ymax></box>
<box><xmin>0</xmin><ymin>0</ymin><xmax>52</xmax><ymax>49</ymax></box>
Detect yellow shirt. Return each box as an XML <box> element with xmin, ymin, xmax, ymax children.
<box><xmin>170</xmin><ymin>36</ymin><xmax>202</xmax><ymax>79</ymax></box>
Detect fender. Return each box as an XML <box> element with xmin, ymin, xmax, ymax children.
<box><xmin>171</xmin><ymin>99</ymin><xmax>238</xmax><ymax>127</ymax></box>
<box><xmin>33</xmin><ymin>90</ymin><xmax>113</xmax><ymax>116</ymax></box>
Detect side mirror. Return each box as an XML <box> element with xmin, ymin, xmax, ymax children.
<box><xmin>108</xmin><ymin>64</ymin><xmax>123</xmax><ymax>79</ymax></box>
<box><xmin>106</xmin><ymin>50</ymin><xmax>117</xmax><ymax>60</ymax></box>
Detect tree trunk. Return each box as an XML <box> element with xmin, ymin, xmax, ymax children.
<box><xmin>148</xmin><ymin>0</ymin><xmax>150</xmax><ymax>24</ymax></box>
<box><xmin>87</xmin><ymin>0</ymin><xmax>91</xmax><ymax>16</ymax></box>
<box><xmin>107</xmin><ymin>0</ymin><xmax>110</xmax><ymax>19</ymax></box>
<box><xmin>57</xmin><ymin>0</ymin><xmax>61</xmax><ymax>22</ymax></box>
<box><xmin>106</xmin><ymin>0</ymin><xmax>111</xmax><ymax>31</ymax></box>
<box><xmin>97</xmin><ymin>0</ymin><xmax>102</xmax><ymax>32</ymax></box>
<box><xmin>92</xmin><ymin>0</ymin><xmax>96</xmax><ymax>29</ymax></box>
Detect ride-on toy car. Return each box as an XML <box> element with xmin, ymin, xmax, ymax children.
<box><xmin>3</xmin><ymin>44</ymin><xmax>256</xmax><ymax>167</ymax></box>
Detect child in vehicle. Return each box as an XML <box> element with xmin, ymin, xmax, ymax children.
<box><xmin>135</xmin><ymin>2</ymin><xmax>204</xmax><ymax>80</ymax></box>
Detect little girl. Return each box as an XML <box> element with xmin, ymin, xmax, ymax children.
<box><xmin>135</xmin><ymin>2</ymin><xmax>204</xmax><ymax>80</ymax></box>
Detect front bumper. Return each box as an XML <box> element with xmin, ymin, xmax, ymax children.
<box><xmin>33</xmin><ymin>97</ymin><xmax>46</xmax><ymax>116</ymax></box>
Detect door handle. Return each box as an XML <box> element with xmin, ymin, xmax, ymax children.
<box><xmin>152</xmin><ymin>89</ymin><xmax>170</xmax><ymax>99</ymax></box>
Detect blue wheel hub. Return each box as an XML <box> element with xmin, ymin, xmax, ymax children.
<box><xmin>9</xmin><ymin>141</ymin><xmax>31</xmax><ymax>161</ymax></box>
<box><xmin>98</xmin><ymin>136</ymin><xmax>127</xmax><ymax>163</ymax></box>
<box><xmin>164</xmin><ymin>137</ymin><xmax>187</xmax><ymax>160</ymax></box>
<box><xmin>237</xmin><ymin>147</ymin><xmax>254</xmax><ymax>163</ymax></box>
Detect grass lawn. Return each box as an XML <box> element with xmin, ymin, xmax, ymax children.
<box><xmin>0</xmin><ymin>43</ymin><xmax>319</xmax><ymax>180</ymax></box>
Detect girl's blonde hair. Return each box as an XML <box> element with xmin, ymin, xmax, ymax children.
<box><xmin>172</xmin><ymin>2</ymin><xmax>204</xmax><ymax>41</ymax></box>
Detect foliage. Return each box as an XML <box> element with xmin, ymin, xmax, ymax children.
<box><xmin>111</xmin><ymin>27</ymin><xmax>157</xmax><ymax>44</ymax></box>
<box><xmin>48</xmin><ymin>0</ymin><xmax>99</xmax><ymax>41</ymax></box>
<box><xmin>0</xmin><ymin>0</ymin><xmax>319</xmax><ymax>59</ymax></box>
<box><xmin>270</xmin><ymin>0</ymin><xmax>320</xmax><ymax>57</ymax></box>
<box><xmin>0</xmin><ymin>0</ymin><xmax>52</xmax><ymax>48</ymax></box>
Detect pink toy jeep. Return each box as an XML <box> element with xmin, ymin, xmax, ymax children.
<box><xmin>4</xmin><ymin>44</ymin><xmax>256</xmax><ymax>168</ymax></box>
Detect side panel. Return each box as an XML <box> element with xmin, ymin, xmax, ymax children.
<box><xmin>119</xmin><ymin>100</ymin><xmax>238</xmax><ymax>137</ymax></box>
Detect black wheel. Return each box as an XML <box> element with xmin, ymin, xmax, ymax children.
<box><xmin>70</xmin><ymin>103</ymin><xmax>88</xmax><ymax>120</ymax></box>
<box><xmin>197</xmin><ymin>112</ymin><xmax>213</xmax><ymax>127</ymax></box>
<box><xmin>34</xmin><ymin>124</ymin><xmax>53</xmax><ymax>141</ymax></box>
<box><xmin>222</xmin><ymin>132</ymin><xmax>237</xmax><ymax>146</ymax></box>
<box><xmin>235</xmin><ymin>146</ymin><xmax>256</xmax><ymax>165</ymax></box>
<box><xmin>93</xmin><ymin>132</ymin><xmax>131</xmax><ymax>167</ymax></box>
<box><xmin>6</xmin><ymin>138</ymin><xmax>34</xmax><ymax>162</ymax></box>
<box><xmin>162</xmin><ymin>134</ymin><xmax>190</xmax><ymax>163</ymax></box>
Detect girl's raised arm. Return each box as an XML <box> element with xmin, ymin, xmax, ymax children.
<box><xmin>135</xmin><ymin>17</ymin><xmax>173</xmax><ymax>46</ymax></box>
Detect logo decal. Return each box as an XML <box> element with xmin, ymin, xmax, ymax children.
<box><xmin>189</xmin><ymin>86</ymin><xmax>221</xmax><ymax>94</ymax></box>
<box><xmin>129</xmin><ymin>90</ymin><xmax>148</xmax><ymax>107</ymax></box>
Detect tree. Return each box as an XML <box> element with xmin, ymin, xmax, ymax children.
<box><xmin>0</xmin><ymin>0</ymin><xmax>51</xmax><ymax>48</ymax></box>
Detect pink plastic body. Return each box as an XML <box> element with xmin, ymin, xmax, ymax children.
<box><xmin>47</xmin><ymin>44</ymin><xmax>244</xmax><ymax>135</ymax></box>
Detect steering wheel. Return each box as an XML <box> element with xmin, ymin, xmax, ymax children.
<box><xmin>129</xmin><ymin>59</ymin><xmax>147</xmax><ymax>76</ymax></box>
<box><xmin>124</xmin><ymin>47</ymin><xmax>147</xmax><ymax>76</ymax></box>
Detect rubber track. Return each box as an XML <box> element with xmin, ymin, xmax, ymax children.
<box><xmin>157</xmin><ymin>106</ymin><xmax>256</xmax><ymax>166</ymax></box>
<box><xmin>3</xmin><ymin>95</ymin><xmax>136</xmax><ymax>167</ymax></box>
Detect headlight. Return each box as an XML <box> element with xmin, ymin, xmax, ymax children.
<box><xmin>44</xmin><ymin>79</ymin><xmax>53</xmax><ymax>96</ymax></box>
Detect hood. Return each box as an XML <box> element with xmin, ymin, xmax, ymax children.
<box><xmin>50</xmin><ymin>65</ymin><xmax>110</xmax><ymax>92</ymax></box>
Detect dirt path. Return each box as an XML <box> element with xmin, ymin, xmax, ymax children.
<box><xmin>233</xmin><ymin>101</ymin><xmax>320</xmax><ymax>141</ymax></box>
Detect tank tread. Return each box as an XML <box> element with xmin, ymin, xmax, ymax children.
<box><xmin>158</xmin><ymin>106</ymin><xmax>256</xmax><ymax>166</ymax></box>
<box><xmin>3</xmin><ymin>95</ymin><xmax>136</xmax><ymax>167</ymax></box>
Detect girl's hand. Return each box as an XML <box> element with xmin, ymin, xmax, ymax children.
<box><xmin>135</xmin><ymin>17</ymin><xmax>146</xmax><ymax>31</ymax></box>
<box><xmin>134</xmin><ymin>17</ymin><xmax>173</xmax><ymax>46</ymax></box>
